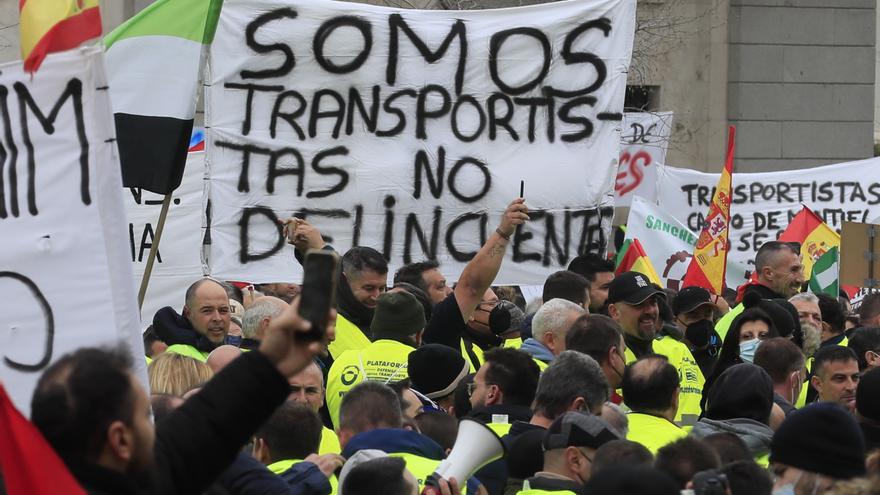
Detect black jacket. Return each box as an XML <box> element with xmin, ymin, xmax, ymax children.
<box><xmin>153</xmin><ymin>306</ymin><xmax>220</xmax><ymax>355</ymax></box>
<box><xmin>71</xmin><ymin>351</ymin><xmax>290</xmax><ymax>495</ymax></box>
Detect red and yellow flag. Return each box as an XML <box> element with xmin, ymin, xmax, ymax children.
<box><xmin>19</xmin><ymin>0</ymin><xmax>101</xmax><ymax>73</ymax></box>
<box><xmin>0</xmin><ymin>384</ymin><xmax>86</xmax><ymax>495</ymax></box>
<box><xmin>682</xmin><ymin>126</ymin><xmax>736</xmax><ymax>295</ymax></box>
<box><xmin>615</xmin><ymin>238</ymin><xmax>662</xmax><ymax>286</ymax></box>
<box><xmin>779</xmin><ymin>205</ymin><xmax>840</xmax><ymax>279</ymax></box>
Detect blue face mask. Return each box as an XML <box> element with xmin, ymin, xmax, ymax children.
<box><xmin>739</xmin><ymin>338</ymin><xmax>760</xmax><ymax>363</ymax></box>
<box><xmin>225</xmin><ymin>335</ymin><xmax>243</xmax><ymax>347</ymax></box>
<box><xmin>772</xmin><ymin>484</ymin><xmax>795</xmax><ymax>495</ymax></box>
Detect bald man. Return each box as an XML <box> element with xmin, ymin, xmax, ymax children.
<box><xmin>288</xmin><ymin>361</ymin><xmax>341</xmax><ymax>455</ymax></box>
<box><xmin>207</xmin><ymin>345</ymin><xmax>243</xmax><ymax>374</ymax></box>
<box><xmin>154</xmin><ymin>278</ymin><xmax>232</xmax><ymax>362</ymax></box>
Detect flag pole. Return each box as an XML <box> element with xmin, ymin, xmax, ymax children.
<box><xmin>138</xmin><ymin>193</ymin><xmax>172</xmax><ymax>310</ymax></box>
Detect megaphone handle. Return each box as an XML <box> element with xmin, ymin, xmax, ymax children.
<box><xmin>421</xmin><ymin>473</ymin><xmax>443</xmax><ymax>495</ymax></box>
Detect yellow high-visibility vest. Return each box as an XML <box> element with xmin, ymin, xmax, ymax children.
<box><xmin>328</xmin><ymin>314</ymin><xmax>371</xmax><ymax>360</ymax></box>
<box><xmin>326</xmin><ymin>340</ymin><xmax>414</xmax><ymax>428</ymax></box>
<box><xmin>319</xmin><ymin>426</ymin><xmax>341</xmax><ymax>455</ymax></box>
<box><xmin>624</xmin><ymin>335</ymin><xmax>704</xmax><ymax>429</ymax></box>
<box><xmin>626</xmin><ymin>412</ymin><xmax>687</xmax><ymax>454</ymax></box>
<box><xmin>165</xmin><ymin>344</ymin><xmax>209</xmax><ymax>362</ymax></box>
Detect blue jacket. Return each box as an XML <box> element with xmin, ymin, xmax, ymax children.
<box><xmin>343</xmin><ymin>429</ymin><xmax>482</xmax><ymax>495</ymax></box>
<box><xmin>519</xmin><ymin>338</ymin><xmax>554</xmax><ymax>363</ymax></box>
<box><xmin>217</xmin><ymin>453</ymin><xmax>294</xmax><ymax>495</ymax></box>
<box><xmin>278</xmin><ymin>462</ymin><xmax>332</xmax><ymax>495</ymax></box>
<box><xmin>342</xmin><ymin>428</ymin><xmax>446</xmax><ymax>460</ymax></box>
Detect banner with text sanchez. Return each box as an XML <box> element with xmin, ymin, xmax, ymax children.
<box><xmin>205</xmin><ymin>0</ymin><xmax>636</xmax><ymax>285</ymax></box>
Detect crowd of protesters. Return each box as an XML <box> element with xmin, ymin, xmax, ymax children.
<box><xmin>21</xmin><ymin>198</ymin><xmax>880</xmax><ymax>495</ymax></box>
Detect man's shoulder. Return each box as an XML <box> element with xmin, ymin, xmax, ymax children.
<box><xmin>166</xmin><ymin>344</ymin><xmax>208</xmax><ymax>362</ymax></box>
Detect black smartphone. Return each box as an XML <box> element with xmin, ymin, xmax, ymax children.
<box><xmin>297</xmin><ymin>250</ymin><xmax>339</xmax><ymax>342</ymax></box>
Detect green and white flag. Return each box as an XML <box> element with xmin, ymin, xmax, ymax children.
<box><xmin>104</xmin><ymin>0</ymin><xmax>223</xmax><ymax>194</ymax></box>
<box><xmin>809</xmin><ymin>247</ymin><xmax>839</xmax><ymax>296</ymax></box>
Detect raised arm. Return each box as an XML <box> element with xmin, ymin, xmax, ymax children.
<box><xmin>454</xmin><ymin>198</ymin><xmax>529</xmax><ymax>321</ymax></box>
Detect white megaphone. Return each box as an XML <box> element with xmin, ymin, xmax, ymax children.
<box><xmin>422</xmin><ymin>418</ymin><xmax>506</xmax><ymax>494</ymax></box>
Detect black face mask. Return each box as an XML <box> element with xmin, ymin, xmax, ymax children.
<box><xmin>685</xmin><ymin>319</ymin><xmax>714</xmax><ymax>348</ymax></box>
<box><xmin>466</xmin><ymin>300</ymin><xmax>526</xmax><ymax>348</ymax></box>
<box><xmin>488</xmin><ymin>300</ymin><xmax>525</xmax><ymax>335</ymax></box>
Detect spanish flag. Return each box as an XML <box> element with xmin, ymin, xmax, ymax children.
<box><xmin>779</xmin><ymin>206</ymin><xmax>840</xmax><ymax>279</ymax></box>
<box><xmin>19</xmin><ymin>0</ymin><xmax>102</xmax><ymax>73</ymax></box>
<box><xmin>682</xmin><ymin>126</ymin><xmax>736</xmax><ymax>295</ymax></box>
<box><xmin>615</xmin><ymin>238</ymin><xmax>662</xmax><ymax>286</ymax></box>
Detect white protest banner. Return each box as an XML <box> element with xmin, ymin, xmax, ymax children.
<box><xmin>0</xmin><ymin>47</ymin><xmax>145</xmax><ymax>414</ymax></box>
<box><xmin>205</xmin><ymin>0</ymin><xmax>636</xmax><ymax>285</ymax></box>
<box><xmin>625</xmin><ymin>196</ymin><xmax>747</xmax><ymax>291</ymax></box>
<box><xmin>614</xmin><ymin>111</ymin><xmax>672</xmax><ymax>206</ymax></box>
<box><xmin>656</xmin><ymin>159</ymin><xmax>880</xmax><ymax>287</ymax></box>
<box><xmin>126</xmin><ymin>151</ymin><xmax>206</xmax><ymax>327</ymax></box>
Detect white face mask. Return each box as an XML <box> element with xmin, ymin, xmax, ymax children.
<box><xmin>739</xmin><ymin>338</ymin><xmax>761</xmax><ymax>363</ymax></box>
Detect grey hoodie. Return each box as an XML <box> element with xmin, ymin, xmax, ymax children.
<box><xmin>691</xmin><ymin>417</ymin><xmax>774</xmax><ymax>458</ymax></box>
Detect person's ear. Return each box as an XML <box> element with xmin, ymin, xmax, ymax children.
<box><xmin>570</xmin><ymin>396</ymin><xmax>587</xmax><ymax>413</ymax></box>
<box><xmin>106</xmin><ymin>420</ymin><xmax>133</xmax><ymax>463</ymax></box>
<box><xmin>866</xmin><ymin>351</ymin><xmax>880</xmax><ymax>368</ymax></box>
<box><xmin>565</xmin><ymin>446</ymin><xmax>582</xmax><ymax>470</ymax></box>
<box><xmin>811</xmin><ymin>375</ymin><xmax>822</xmax><ymax>393</ymax></box>
<box><xmin>608</xmin><ymin>303</ymin><xmax>619</xmax><ymax>320</ymax></box>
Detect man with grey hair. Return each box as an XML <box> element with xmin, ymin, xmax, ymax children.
<box><xmin>789</xmin><ymin>292</ymin><xmax>822</xmax><ymax>331</ymax></box>
<box><xmin>241</xmin><ymin>296</ymin><xmax>288</xmax><ymax>350</ymax></box>
<box><xmin>531</xmin><ymin>351</ymin><xmax>609</xmax><ymax>427</ymax></box>
<box><xmin>520</xmin><ymin>299</ymin><xmax>586</xmax><ymax>369</ymax></box>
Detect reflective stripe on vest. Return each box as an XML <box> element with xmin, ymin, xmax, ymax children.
<box><xmin>326</xmin><ymin>340</ymin><xmax>414</xmax><ymax>428</ymax></box>
<box><xmin>624</xmin><ymin>336</ymin><xmax>704</xmax><ymax>429</ymax></box>
<box><xmin>532</xmin><ymin>358</ymin><xmax>549</xmax><ymax>371</ymax></box>
<box><xmin>515</xmin><ymin>479</ymin><xmax>577</xmax><ymax>495</ymax></box>
<box><xmin>625</xmin><ymin>412</ymin><xmax>688</xmax><ymax>454</ymax></box>
<box><xmin>328</xmin><ymin>314</ymin><xmax>371</xmax><ymax>360</ymax></box>
<box><xmin>165</xmin><ymin>344</ymin><xmax>209</xmax><ymax>362</ymax></box>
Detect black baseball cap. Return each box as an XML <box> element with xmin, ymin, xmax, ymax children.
<box><xmin>673</xmin><ymin>286</ymin><xmax>717</xmax><ymax>316</ymax></box>
<box><xmin>543</xmin><ymin>412</ymin><xmax>622</xmax><ymax>451</ymax></box>
<box><xmin>607</xmin><ymin>272</ymin><xmax>666</xmax><ymax>306</ymax></box>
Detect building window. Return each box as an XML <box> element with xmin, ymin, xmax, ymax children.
<box><xmin>625</xmin><ymin>85</ymin><xmax>661</xmax><ymax>112</ymax></box>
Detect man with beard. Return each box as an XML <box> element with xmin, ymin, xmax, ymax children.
<box><xmin>30</xmin><ymin>299</ymin><xmax>329</xmax><ymax>494</ymax></box>
<box><xmin>607</xmin><ymin>272</ymin><xmax>704</xmax><ymax>429</ymax></box>
<box><xmin>152</xmin><ymin>278</ymin><xmax>231</xmax><ymax>362</ymax></box>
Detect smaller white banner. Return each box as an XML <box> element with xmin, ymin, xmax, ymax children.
<box><xmin>625</xmin><ymin>196</ymin><xmax>747</xmax><ymax>291</ymax></box>
<box><xmin>614</xmin><ymin>112</ymin><xmax>673</xmax><ymax>206</ymax></box>
<box><xmin>126</xmin><ymin>152</ymin><xmax>207</xmax><ymax>327</ymax></box>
